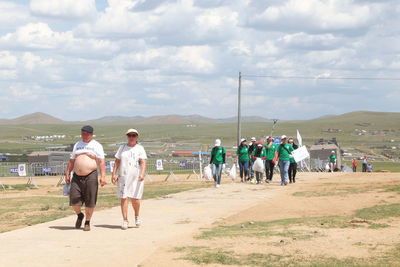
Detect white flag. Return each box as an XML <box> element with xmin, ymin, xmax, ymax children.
<box><xmin>297</xmin><ymin>129</ymin><xmax>303</xmax><ymax>147</ymax></box>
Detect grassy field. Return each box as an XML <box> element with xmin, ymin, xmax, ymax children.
<box><xmin>0</xmin><ymin>111</ymin><xmax>399</xmax><ymax>172</ymax></box>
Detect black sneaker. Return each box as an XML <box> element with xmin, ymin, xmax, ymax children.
<box><xmin>75</xmin><ymin>213</ymin><xmax>84</xmax><ymax>229</ymax></box>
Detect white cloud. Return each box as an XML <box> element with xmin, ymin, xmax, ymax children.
<box><xmin>0</xmin><ymin>0</ymin><xmax>398</xmax><ymax>120</ymax></box>
<box><xmin>0</xmin><ymin>23</ymin><xmax>119</xmax><ymax>59</ymax></box>
<box><xmin>30</xmin><ymin>0</ymin><xmax>97</xmax><ymax>20</ymax></box>
<box><xmin>0</xmin><ymin>2</ymin><xmax>32</xmax><ymax>29</ymax></box>
<box><xmin>0</xmin><ymin>51</ymin><xmax>17</xmax><ymax>69</ymax></box>
<box><xmin>20</xmin><ymin>52</ymin><xmax>53</xmax><ymax>71</ymax></box>
<box><xmin>148</xmin><ymin>93</ymin><xmax>174</xmax><ymax>100</ymax></box>
<box><xmin>247</xmin><ymin>0</ymin><xmax>380</xmax><ymax>34</ymax></box>
<box><xmin>0</xmin><ymin>23</ymin><xmax>73</xmax><ymax>49</ymax></box>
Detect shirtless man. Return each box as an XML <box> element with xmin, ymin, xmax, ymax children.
<box><xmin>65</xmin><ymin>125</ymin><xmax>106</xmax><ymax>231</ymax></box>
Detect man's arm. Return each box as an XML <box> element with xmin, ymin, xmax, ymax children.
<box><xmin>139</xmin><ymin>159</ymin><xmax>147</xmax><ymax>181</ymax></box>
<box><xmin>65</xmin><ymin>159</ymin><xmax>75</xmax><ymax>184</ymax></box>
<box><xmin>98</xmin><ymin>158</ymin><xmax>106</xmax><ymax>186</ymax></box>
<box><xmin>274</xmin><ymin>149</ymin><xmax>279</xmax><ymax>163</ymax></box>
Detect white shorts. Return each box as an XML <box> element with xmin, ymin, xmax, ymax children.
<box><xmin>117</xmin><ymin>176</ymin><xmax>144</xmax><ymax>199</ymax></box>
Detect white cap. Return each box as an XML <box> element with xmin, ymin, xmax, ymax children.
<box><xmin>240</xmin><ymin>138</ymin><xmax>247</xmax><ymax>143</ymax></box>
<box><xmin>266</xmin><ymin>136</ymin><xmax>270</xmax><ymax>139</ymax></box>
<box><xmin>251</xmin><ymin>137</ymin><xmax>256</xmax><ymax>141</ymax></box>
<box><xmin>126</xmin><ymin>129</ymin><xmax>139</xmax><ymax>135</ymax></box>
<box><xmin>331</xmin><ymin>150</ymin><xmax>335</xmax><ymax>153</ymax></box>
<box><xmin>257</xmin><ymin>143</ymin><xmax>263</xmax><ymax>147</ymax></box>
<box><xmin>215</xmin><ymin>139</ymin><xmax>221</xmax><ymax>146</ymax></box>
<box><xmin>281</xmin><ymin>135</ymin><xmax>287</xmax><ymax>139</ymax></box>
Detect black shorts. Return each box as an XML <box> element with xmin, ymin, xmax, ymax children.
<box><xmin>69</xmin><ymin>170</ymin><xmax>98</xmax><ymax>207</ymax></box>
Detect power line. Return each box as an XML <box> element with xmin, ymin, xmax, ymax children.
<box><xmin>242</xmin><ymin>74</ymin><xmax>400</xmax><ymax>81</ymax></box>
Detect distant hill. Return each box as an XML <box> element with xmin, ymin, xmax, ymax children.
<box><xmin>86</xmin><ymin>116</ymin><xmax>145</xmax><ymax>124</ymax></box>
<box><xmin>0</xmin><ymin>112</ymin><xmax>66</xmax><ymax>125</ymax></box>
<box><xmin>0</xmin><ymin>111</ymin><xmax>398</xmax><ymax>126</ymax></box>
<box><xmin>0</xmin><ymin>112</ymin><xmax>270</xmax><ymax>125</ymax></box>
<box><xmin>309</xmin><ymin>111</ymin><xmax>400</xmax><ymax>125</ymax></box>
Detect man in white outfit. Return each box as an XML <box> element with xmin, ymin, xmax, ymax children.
<box><xmin>65</xmin><ymin>125</ymin><xmax>106</xmax><ymax>231</ymax></box>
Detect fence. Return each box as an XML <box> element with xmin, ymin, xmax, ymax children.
<box><xmin>0</xmin><ymin>156</ymin><xmax>321</xmax><ymax>180</ymax></box>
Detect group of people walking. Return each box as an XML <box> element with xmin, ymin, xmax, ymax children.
<box><xmin>210</xmin><ymin>135</ymin><xmax>299</xmax><ymax>187</ymax></box>
<box><xmin>66</xmin><ymin>126</ymin><xmax>147</xmax><ymax>231</ymax></box>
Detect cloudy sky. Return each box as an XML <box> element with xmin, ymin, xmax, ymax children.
<box><xmin>0</xmin><ymin>0</ymin><xmax>399</xmax><ymax>121</ymax></box>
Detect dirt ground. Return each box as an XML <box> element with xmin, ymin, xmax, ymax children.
<box><xmin>0</xmin><ymin>172</ymin><xmax>399</xmax><ymax>267</ymax></box>
<box><xmin>142</xmin><ymin>172</ymin><xmax>400</xmax><ymax>266</ymax></box>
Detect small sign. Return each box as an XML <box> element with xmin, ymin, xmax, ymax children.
<box><xmin>292</xmin><ymin>146</ymin><xmax>310</xmax><ymax>163</ymax></box>
<box><xmin>42</xmin><ymin>167</ymin><xmax>51</xmax><ymax>173</ymax></box>
<box><xmin>156</xmin><ymin>159</ymin><xmax>164</xmax><ymax>171</ymax></box>
<box><xmin>18</xmin><ymin>164</ymin><xmax>27</xmax><ymax>177</ymax></box>
<box><xmin>10</xmin><ymin>168</ymin><xmax>18</xmax><ymax>174</ymax></box>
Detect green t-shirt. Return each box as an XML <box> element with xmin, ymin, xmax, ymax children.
<box><xmin>330</xmin><ymin>154</ymin><xmax>337</xmax><ymax>163</ymax></box>
<box><xmin>211</xmin><ymin>146</ymin><xmax>226</xmax><ymax>164</ymax></box>
<box><xmin>236</xmin><ymin>146</ymin><xmax>250</xmax><ymax>162</ymax></box>
<box><xmin>277</xmin><ymin>143</ymin><xmax>294</xmax><ymax>161</ymax></box>
<box><xmin>252</xmin><ymin>147</ymin><xmax>266</xmax><ymax>158</ymax></box>
<box><xmin>264</xmin><ymin>143</ymin><xmax>277</xmax><ymax>160</ymax></box>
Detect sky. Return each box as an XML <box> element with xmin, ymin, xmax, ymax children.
<box><xmin>0</xmin><ymin>0</ymin><xmax>399</xmax><ymax>121</ymax></box>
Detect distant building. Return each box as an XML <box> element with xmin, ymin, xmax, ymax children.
<box><xmin>310</xmin><ymin>138</ymin><xmax>342</xmax><ymax>171</ymax></box>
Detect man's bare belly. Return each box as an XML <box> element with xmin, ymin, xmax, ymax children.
<box><xmin>74</xmin><ymin>154</ymin><xmax>97</xmax><ymax>176</ymax></box>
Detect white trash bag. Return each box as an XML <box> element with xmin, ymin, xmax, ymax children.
<box><xmin>325</xmin><ymin>163</ymin><xmax>330</xmax><ymax>172</ymax></box>
<box><xmin>229</xmin><ymin>164</ymin><xmax>237</xmax><ymax>180</ymax></box>
<box><xmin>253</xmin><ymin>158</ymin><xmax>265</xmax><ymax>173</ymax></box>
<box><xmin>204</xmin><ymin>164</ymin><xmax>213</xmax><ymax>181</ymax></box>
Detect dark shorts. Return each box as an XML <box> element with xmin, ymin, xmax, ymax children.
<box><xmin>69</xmin><ymin>170</ymin><xmax>98</xmax><ymax>207</ymax></box>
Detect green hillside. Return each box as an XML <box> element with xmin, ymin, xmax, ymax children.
<box><xmin>0</xmin><ymin>111</ymin><xmax>399</xmax><ymax>164</ymax></box>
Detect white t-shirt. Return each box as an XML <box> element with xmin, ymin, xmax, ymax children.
<box><xmin>70</xmin><ymin>140</ymin><xmax>105</xmax><ymax>159</ymax></box>
<box><xmin>115</xmin><ymin>143</ymin><xmax>147</xmax><ymax>178</ymax></box>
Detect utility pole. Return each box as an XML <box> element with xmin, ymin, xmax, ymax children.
<box><xmin>270</xmin><ymin>119</ymin><xmax>279</xmax><ymax>137</ymax></box>
<box><xmin>237</xmin><ymin>72</ymin><xmax>242</xmax><ymax>146</ymax></box>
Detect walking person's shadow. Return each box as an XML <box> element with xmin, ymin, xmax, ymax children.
<box><xmin>94</xmin><ymin>224</ymin><xmax>122</xmax><ymax>229</ymax></box>
<box><xmin>49</xmin><ymin>226</ymin><xmax>76</xmax><ymax>230</ymax></box>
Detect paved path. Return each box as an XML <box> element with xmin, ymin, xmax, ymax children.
<box><xmin>0</xmin><ymin>182</ymin><xmax>290</xmax><ymax>267</ymax></box>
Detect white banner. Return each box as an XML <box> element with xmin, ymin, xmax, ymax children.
<box><xmin>297</xmin><ymin>129</ymin><xmax>303</xmax><ymax>147</ymax></box>
<box><xmin>156</xmin><ymin>159</ymin><xmax>164</xmax><ymax>171</ymax></box>
<box><xmin>292</xmin><ymin>146</ymin><xmax>310</xmax><ymax>163</ymax></box>
<box><xmin>18</xmin><ymin>164</ymin><xmax>27</xmax><ymax>177</ymax></box>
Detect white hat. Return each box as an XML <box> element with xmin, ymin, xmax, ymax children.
<box><xmin>215</xmin><ymin>139</ymin><xmax>221</xmax><ymax>146</ymax></box>
<box><xmin>257</xmin><ymin>143</ymin><xmax>263</xmax><ymax>147</ymax></box>
<box><xmin>331</xmin><ymin>150</ymin><xmax>335</xmax><ymax>153</ymax></box>
<box><xmin>126</xmin><ymin>129</ymin><xmax>139</xmax><ymax>135</ymax></box>
<box><xmin>251</xmin><ymin>137</ymin><xmax>256</xmax><ymax>141</ymax></box>
<box><xmin>266</xmin><ymin>136</ymin><xmax>270</xmax><ymax>139</ymax></box>
<box><xmin>240</xmin><ymin>138</ymin><xmax>247</xmax><ymax>143</ymax></box>
<box><xmin>281</xmin><ymin>135</ymin><xmax>287</xmax><ymax>139</ymax></box>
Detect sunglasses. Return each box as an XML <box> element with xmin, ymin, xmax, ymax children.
<box><xmin>127</xmin><ymin>134</ymin><xmax>138</xmax><ymax>138</ymax></box>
